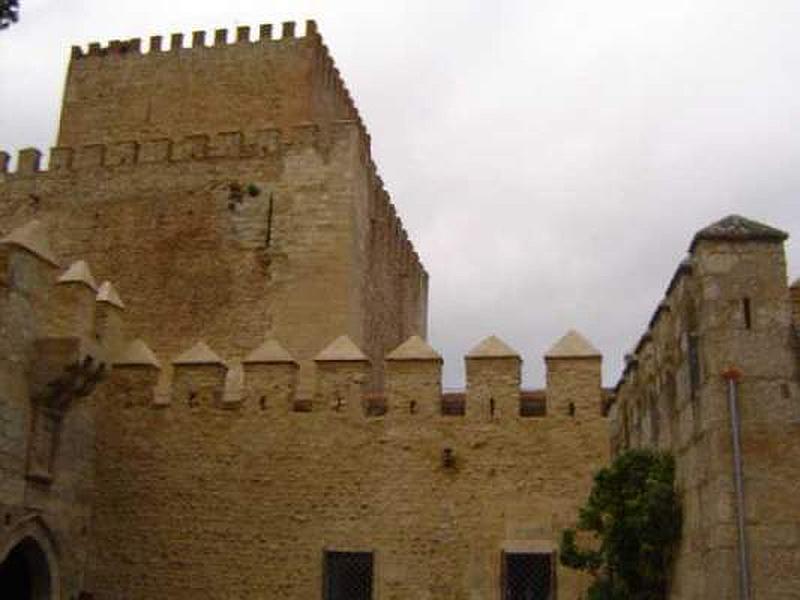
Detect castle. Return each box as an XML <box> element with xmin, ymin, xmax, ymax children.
<box><xmin>0</xmin><ymin>19</ymin><xmax>798</xmax><ymax>600</ymax></box>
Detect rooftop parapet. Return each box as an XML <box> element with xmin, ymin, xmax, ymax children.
<box><xmin>1</xmin><ymin>124</ymin><xmax>357</xmax><ymax>177</ymax></box>
<box><xmin>70</xmin><ymin>19</ymin><xmax>319</xmax><ymax>59</ymax></box>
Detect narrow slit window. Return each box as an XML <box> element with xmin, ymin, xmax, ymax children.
<box><xmin>323</xmin><ymin>551</ymin><xmax>373</xmax><ymax>600</ymax></box>
<box><xmin>688</xmin><ymin>332</ymin><xmax>701</xmax><ymax>396</ymax></box>
<box><xmin>742</xmin><ymin>297</ymin><xmax>752</xmax><ymax>329</ymax></box>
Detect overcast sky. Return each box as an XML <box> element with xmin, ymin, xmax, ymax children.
<box><xmin>2</xmin><ymin>0</ymin><xmax>799</xmax><ymax>388</ymax></box>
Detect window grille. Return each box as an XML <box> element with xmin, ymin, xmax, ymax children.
<box><xmin>323</xmin><ymin>551</ymin><xmax>373</xmax><ymax>600</ymax></box>
<box><xmin>501</xmin><ymin>552</ymin><xmax>556</xmax><ymax>600</ymax></box>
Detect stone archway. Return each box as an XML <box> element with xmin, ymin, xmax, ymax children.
<box><xmin>0</xmin><ymin>537</ymin><xmax>51</xmax><ymax>599</ymax></box>
<box><xmin>0</xmin><ymin>518</ymin><xmax>59</xmax><ymax>600</ymax></box>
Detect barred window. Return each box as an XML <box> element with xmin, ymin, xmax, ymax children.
<box><xmin>501</xmin><ymin>552</ymin><xmax>556</xmax><ymax>600</ymax></box>
<box><xmin>323</xmin><ymin>551</ymin><xmax>373</xmax><ymax>600</ymax></box>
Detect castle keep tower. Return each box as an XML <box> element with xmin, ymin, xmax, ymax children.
<box><xmin>1</xmin><ymin>20</ymin><xmax>428</xmax><ymax>390</ymax></box>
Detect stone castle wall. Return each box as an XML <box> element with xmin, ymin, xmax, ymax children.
<box><xmin>88</xmin><ymin>335</ymin><xmax>608</xmax><ymax>599</ymax></box>
<box><xmin>610</xmin><ymin>222</ymin><xmax>800</xmax><ymax>599</ymax></box>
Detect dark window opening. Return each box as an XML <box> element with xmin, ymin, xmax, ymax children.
<box><xmin>568</xmin><ymin>402</ymin><xmax>575</xmax><ymax>417</ymax></box>
<box><xmin>364</xmin><ymin>394</ymin><xmax>386</xmax><ymax>417</ymax></box>
<box><xmin>323</xmin><ymin>551</ymin><xmax>373</xmax><ymax>600</ymax></box>
<box><xmin>742</xmin><ymin>297</ymin><xmax>752</xmax><ymax>329</ymax></box>
<box><xmin>502</xmin><ymin>552</ymin><xmax>556</xmax><ymax>600</ymax></box>
<box><xmin>441</xmin><ymin>393</ymin><xmax>466</xmax><ymax>416</ymax></box>
<box><xmin>688</xmin><ymin>332</ymin><xmax>701</xmax><ymax>396</ymax></box>
<box><xmin>519</xmin><ymin>393</ymin><xmax>546</xmax><ymax>418</ymax></box>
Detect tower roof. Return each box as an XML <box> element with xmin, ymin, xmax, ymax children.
<box><xmin>689</xmin><ymin>215</ymin><xmax>788</xmax><ymax>252</ymax></box>
<box><xmin>315</xmin><ymin>335</ymin><xmax>368</xmax><ymax>362</ymax></box>
<box><xmin>0</xmin><ymin>220</ymin><xmax>59</xmax><ymax>266</ymax></box>
<box><xmin>243</xmin><ymin>338</ymin><xmax>296</xmax><ymax>364</ymax></box>
<box><xmin>466</xmin><ymin>335</ymin><xmax>520</xmax><ymax>359</ymax></box>
<box><xmin>115</xmin><ymin>339</ymin><xmax>160</xmax><ymax>368</ymax></box>
<box><xmin>545</xmin><ymin>330</ymin><xmax>601</xmax><ymax>359</ymax></box>
<box><xmin>58</xmin><ymin>260</ymin><xmax>98</xmax><ymax>290</ymax></box>
<box><xmin>386</xmin><ymin>335</ymin><xmax>441</xmax><ymax>361</ymax></box>
<box><xmin>97</xmin><ymin>281</ymin><xmax>125</xmax><ymax>308</ymax></box>
<box><xmin>173</xmin><ymin>341</ymin><xmax>225</xmax><ymax>366</ymax></box>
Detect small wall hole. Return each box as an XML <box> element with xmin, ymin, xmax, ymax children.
<box><xmin>568</xmin><ymin>402</ymin><xmax>576</xmax><ymax>417</ymax></box>
<box><xmin>743</xmin><ymin>297</ymin><xmax>752</xmax><ymax>329</ymax></box>
<box><xmin>409</xmin><ymin>400</ymin><xmax>417</xmax><ymax>414</ymax></box>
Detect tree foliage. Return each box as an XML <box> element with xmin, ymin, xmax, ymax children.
<box><xmin>0</xmin><ymin>0</ymin><xmax>19</xmax><ymax>30</ymax></box>
<box><xmin>560</xmin><ymin>449</ymin><xmax>682</xmax><ymax>600</ymax></box>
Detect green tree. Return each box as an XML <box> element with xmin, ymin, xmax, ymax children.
<box><xmin>560</xmin><ymin>449</ymin><xmax>682</xmax><ymax>600</ymax></box>
<box><xmin>0</xmin><ymin>1</ymin><xmax>18</xmax><ymax>30</ymax></box>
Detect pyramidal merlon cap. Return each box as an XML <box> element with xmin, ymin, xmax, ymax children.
<box><xmin>546</xmin><ymin>330</ymin><xmax>601</xmax><ymax>359</ymax></box>
<box><xmin>386</xmin><ymin>335</ymin><xmax>441</xmax><ymax>361</ymax></box>
<box><xmin>58</xmin><ymin>260</ymin><xmax>98</xmax><ymax>290</ymax></box>
<box><xmin>689</xmin><ymin>214</ymin><xmax>788</xmax><ymax>253</ymax></box>
<box><xmin>114</xmin><ymin>339</ymin><xmax>160</xmax><ymax>368</ymax></box>
<box><xmin>0</xmin><ymin>220</ymin><xmax>59</xmax><ymax>266</ymax></box>
<box><xmin>315</xmin><ymin>335</ymin><xmax>368</xmax><ymax>362</ymax></box>
<box><xmin>243</xmin><ymin>338</ymin><xmax>296</xmax><ymax>364</ymax></box>
<box><xmin>97</xmin><ymin>281</ymin><xmax>125</xmax><ymax>309</ymax></box>
<box><xmin>173</xmin><ymin>341</ymin><xmax>225</xmax><ymax>366</ymax></box>
<box><xmin>467</xmin><ymin>335</ymin><xmax>520</xmax><ymax>359</ymax></box>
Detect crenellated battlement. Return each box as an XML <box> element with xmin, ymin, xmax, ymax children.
<box><xmin>610</xmin><ymin>215</ymin><xmax>794</xmax><ymax>452</ymax></box>
<box><xmin>58</xmin><ymin>20</ymin><xmax>365</xmax><ymax>150</ymax></box>
<box><xmin>70</xmin><ymin>20</ymin><xmax>319</xmax><ymax>60</ymax></box>
<box><xmin>109</xmin><ymin>332</ymin><xmax>606</xmax><ymax>422</ymax></box>
<box><xmin>1</xmin><ymin>122</ymin><xmax>362</xmax><ymax>177</ymax></box>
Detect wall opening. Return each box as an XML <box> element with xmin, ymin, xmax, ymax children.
<box><xmin>501</xmin><ymin>551</ymin><xmax>556</xmax><ymax>599</ymax></box>
<box><xmin>323</xmin><ymin>551</ymin><xmax>373</xmax><ymax>600</ymax></box>
<box><xmin>0</xmin><ymin>537</ymin><xmax>53</xmax><ymax>600</ymax></box>
<box><xmin>742</xmin><ymin>297</ymin><xmax>752</xmax><ymax>329</ymax></box>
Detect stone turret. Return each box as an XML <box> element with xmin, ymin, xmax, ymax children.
<box><xmin>242</xmin><ymin>338</ymin><xmax>298</xmax><ymax>412</ymax></box>
<box><xmin>545</xmin><ymin>330</ymin><xmax>602</xmax><ymax>417</ymax></box>
<box><xmin>385</xmin><ymin>335</ymin><xmax>442</xmax><ymax>416</ymax></box>
<box><xmin>171</xmin><ymin>341</ymin><xmax>227</xmax><ymax>408</ymax></box>
<box><xmin>314</xmin><ymin>335</ymin><xmax>369</xmax><ymax>415</ymax></box>
<box><xmin>111</xmin><ymin>339</ymin><xmax>161</xmax><ymax>407</ymax></box>
<box><xmin>465</xmin><ymin>336</ymin><xmax>521</xmax><ymax>420</ymax></box>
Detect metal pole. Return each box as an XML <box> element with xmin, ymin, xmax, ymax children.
<box><xmin>723</xmin><ymin>367</ymin><xmax>750</xmax><ymax>600</ymax></box>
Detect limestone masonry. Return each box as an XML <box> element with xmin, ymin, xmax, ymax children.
<box><xmin>0</xmin><ymin>19</ymin><xmax>798</xmax><ymax>600</ymax></box>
